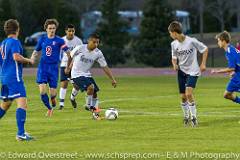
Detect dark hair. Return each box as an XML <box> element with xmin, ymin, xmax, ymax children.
<box><xmin>44</xmin><ymin>19</ymin><xmax>59</xmax><ymax>30</ymax></box>
<box><xmin>65</xmin><ymin>24</ymin><xmax>75</xmax><ymax>30</ymax></box>
<box><xmin>89</xmin><ymin>33</ymin><xmax>100</xmax><ymax>40</ymax></box>
<box><xmin>216</xmin><ymin>31</ymin><xmax>231</xmax><ymax>43</ymax></box>
<box><xmin>168</xmin><ymin>21</ymin><xmax>183</xmax><ymax>34</ymax></box>
<box><xmin>4</xmin><ymin>19</ymin><xmax>19</xmax><ymax>36</ymax></box>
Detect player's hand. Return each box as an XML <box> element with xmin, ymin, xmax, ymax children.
<box><xmin>29</xmin><ymin>59</ymin><xmax>35</xmax><ymax>65</ymax></box>
<box><xmin>211</xmin><ymin>69</ymin><xmax>217</xmax><ymax>74</ymax></box>
<box><xmin>229</xmin><ymin>71</ymin><xmax>235</xmax><ymax>78</ymax></box>
<box><xmin>65</xmin><ymin>67</ymin><xmax>70</xmax><ymax>74</ymax></box>
<box><xmin>200</xmin><ymin>64</ymin><xmax>206</xmax><ymax>72</ymax></box>
<box><xmin>173</xmin><ymin>64</ymin><xmax>179</xmax><ymax>71</ymax></box>
<box><xmin>112</xmin><ymin>80</ymin><xmax>117</xmax><ymax>88</ymax></box>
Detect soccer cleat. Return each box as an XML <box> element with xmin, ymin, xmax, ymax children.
<box><xmin>46</xmin><ymin>109</ymin><xmax>53</xmax><ymax>117</ymax></box>
<box><xmin>51</xmin><ymin>98</ymin><xmax>56</xmax><ymax>108</ymax></box>
<box><xmin>183</xmin><ymin>117</ymin><xmax>189</xmax><ymax>127</ymax></box>
<box><xmin>59</xmin><ymin>105</ymin><xmax>64</xmax><ymax>110</ymax></box>
<box><xmin>191</xmin><ymin>117</ymin><xmax>198</xmax><ymax>127</ymax></box>
<box><xmin>16</xmin><ymin>132</ymin><xmax>34</xmax><ymax>141</ymax></box>
<box><xmin>90</xmin><ymin>106</ymin><xmax>101</xmax><ymax>113</ymax></box>
<box><xmin>70</xmin><ymin>98</ymin><xmax>77</xmax><ymax>108</ymax></box>
<box><xmin>92</xmin><ymin>112</ymin><xmax>102</xmax><ymax>120</ymax></box>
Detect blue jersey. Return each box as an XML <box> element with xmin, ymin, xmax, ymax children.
<box><xmin>35</xmin><ymin>35</ymin><xmax>69</xmax><ymax>64</ymax></box>
<box><xmin>225</xmin><ymin>44</ymin><xmax>240</xmax><ymax>81</ymax></box>
<box><xmin>0</xmin><ymin>38</ymin><xmax>23</xmax><ymax>84</ymax></box>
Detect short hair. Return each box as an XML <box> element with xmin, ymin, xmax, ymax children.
<box><xmin>216</xmin><ymin>31</ymin><xmax>231</xmax><ymax>43</ymax></box>
<box><xmin>168</xmin><ymin>21</ymin><xmax>183</xmax><ymax>34</ymax></box>
<box><xmin>44</xmin><ymin>19</ymin><xmax>59</xmax><ymax>30</ymax></box>
<box><xmin>65</xmin><ymin>24</ymin><xmax>75</xmax><ymax>30</ymax></box>
<box><xmin>4</xmin><ymin>19</ymin><xmax>19</xmax><ymax>36</ymax></box>
<box><xmin>89</xmin><ymin>33</ymin><xmax>100</xmax><ymax>40</ymax></box>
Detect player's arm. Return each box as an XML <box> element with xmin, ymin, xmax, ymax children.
<box><xmin>13</xmin><ymin>53</ymin><xmax>34</xmax><ymax>65</ymax></box>
<box><xmin>171</xmin><ymin>57</ymin><xmax>178</xmax><ymax>71</ymax></box>
<box><xmin>200</xmin><ymin>48</ymin><xmax>208</xmax><ymax>72</ymax></box>
<box><xmin>65</xmin><ymin>50</ymin><xmax>72</xmax><ymax>74</ymax></box>
<box><xmin>102</xmin><ymin>66</ymin><xmax>117</xmax><ymax>88</ymax></box>
<box><xmin>211</xmin><ymin>68</ymin><xmax>235</xmax><ymax>74</ymax></box>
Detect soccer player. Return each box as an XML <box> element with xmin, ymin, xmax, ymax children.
<box><xmin>211</xmin><ymin>31</ymin><xmax>240</xmax><ymax>104</ymax></box>
<box><xmin>65</xmin><ymin>33</ymin><xmax>117</xmax><ymax>120</ymax></box>
<box><xmin>31</xmin><ymin>19</ymin><xmax>69</xmax><ymax>116</ymax></box>
<box><xmin>0</xmin><ymin>19</ymin><xmax>34</xmax><ymax>140</ymax></box>
<box><xmin>59</xmin><ymin>24</ymin><xmax>83</xmax><ymax>110</ymax></box>
<box><xmin>168</xmin><ymin>21</ymin><xmax>208</xmax><ymax>127</ymax></box>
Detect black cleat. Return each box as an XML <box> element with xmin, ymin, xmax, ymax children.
<box><xmin>191</xmin><ymin>117</ymin><xmax>198</xmax><ymax>127</ymax></box>
<box><xmin>59</xmin><ymin>105</ymin><xmax>64</xmax><ymax>110</ymax></box>
<box><xmin>183</xmin><ymin>117</ymin><xmax>189</xmax><ymax>127</ymax></box>
<box><xmin>70</xmin><ymin>99</ymin><xmax>77</xmax><ymax>108</ymax></box>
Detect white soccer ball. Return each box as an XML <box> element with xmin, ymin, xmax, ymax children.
<box><xmin>105</xmin><ymin>108</ymin><xmax>118</xmax><ymax>120</ymax></box>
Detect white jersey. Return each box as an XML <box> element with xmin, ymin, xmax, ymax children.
<box><xmin>70</xmin><ymin>44</ymin><xmax>107</xmax><ymax>78</ymax></box>
<box><xmin>171</xmin><ymin>36</ymin><xmax>207</xmax><ymax>76</ymax></box>
<box><xmin>60</xmin><ymin>36</ymin><xmax>83</xmax><ymax>67</ymax></box>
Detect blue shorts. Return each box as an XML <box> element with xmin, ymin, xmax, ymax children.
<box><xmin>72</xmin><ymin>76</ymin><xmax>99</xmax><ymax>93</ymax></box>
<box><xmin>37</xmin><ymin>63</ymin><xmax>59</xmax><ymax>88</ymax></box>
<box><xmin>0</xmin><ymin>81</ymin><xmax>26</xmax><ymax>101</ymax></box>
<box><xmin>60</xmin><ymin>67</ymin><xmax>71</xmax><ymax>82</ymax></box>
<box><xmin>226</xmin><ymin>79</ymin><xmax>240</xmax><ymax>92</ymax></box>
<box><xmin>177</xmin><ymin>70</ymin><xmax>198</xmax><ymax>93</ymax></box>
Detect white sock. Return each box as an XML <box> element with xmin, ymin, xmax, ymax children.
<box><xmin>70</xmin><ymin>88</ymin><xmax>79</xmax><ymax>100</ymax></box>
<box><xmin>86</xmin><ymin>95</ymin><xmax>93</xmax><ymax>107</ymax></box>
<box><xmin>188</xmin><ymin>102</ymin><xmax>197</xmax><ymax>119</ymax></box>
<box><xmin>59</xmin><ymin>88</ymin><xmax>67</xmax><ymax>105</ymax></box>
<box><xmin>181</xmin><ymin>102</ymin><xmax>189</xmax><ymax>118</ymax></box>
<box><xmin>92</xmin><ymin>98</ymin><xmax>99</xmax><ymax>108</ymax></box>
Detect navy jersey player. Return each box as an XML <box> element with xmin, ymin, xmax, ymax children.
<box><xmin>59</xmin><ymin>24</ymin><xmax>82</xmax><ymax>110</ymax></box>
<box><xmin>0</xmin><ymin>19</ymin><xmax>34</xmax><ymax>141</ymax></box>
<box><xmin>168</xmin><ymin>21</ymin><xmax>208</xmax><ymax>127</ymax></box>
<box><xmin>65</xmin><ymin>33</ymin><xmax>117</xmax><ymax>120</ymax></box>
<box><xmin>31</xmin><ymin>19</ymin><xmax>69</xmax><ymax>117</ymax></box>
<box><xmin>212</xmin><ymin>31</ymin><xmax>240</xmax><ymax>104</ymax></box>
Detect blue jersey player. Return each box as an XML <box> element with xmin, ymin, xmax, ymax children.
<box><xmin>0</xmin><ymin>19</ymin><xmax>34</xmax><ymax>141</ymax></box>
<box><xmin>31</xmin><ymin>19</ymin><xmax>69</xmax><ymax>117</ymax></box>
<box><xmin>212</xmin><ymin>31</ymin><xmax>240</xmax><ymax>104</ymax></box>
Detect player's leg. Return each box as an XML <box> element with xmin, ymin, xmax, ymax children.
<box><xmin>0</xmin><ymin>85</ymin><xmax>12</xmax><ymax>119</ymax></box>
<box><xmin>59</xmin><ymin>67</ymin><xmax>69</xmax><ymax>110</ymax></box>
<box><xmin>177</xmin><ymin>70</ymin><xmax>190</xmax><ymax>126</ymax></box>
<box><xmin>186</xmin><ymin>76</ymin><xmax>198</xmax><ymax>127</ymax></box>
<box><xmin>39</xmin><ymin>84</ymin><xmax>52</xmax><ymax>116</ymax></box>
<box><xmin>70</xmin><ymin>84</ymin><xmax>79</xmax><ymax>108</ymax></box>
<box><xmin>48</xmin><ymin>64</ymin><xmax>59</xmax><ymax>109</ymax></box>
<box><xmin>15</xmin><ymin>97</ymin><xmax>33</xmax><ymax>141</ymax></box>
<box><xmin>49</xmin><ymin>88</ymin><xmax>57</xmax><ymax>108</ymax></box>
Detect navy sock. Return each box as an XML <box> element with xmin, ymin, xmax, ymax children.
<box><xmin>233</xmin><ymin>96</ymin><xmax>240</xmax><ymax>104</ymax></box>
<box><xmin>16</xmin><ymin>108</ymin><xmax>26</xmax><ymax>136</ymax></box>
<box><xmin>0</xmin><ymin>107</ymin><xmax>6</xmax><ymax>119</ymax></box>
<box><xmin>41</xmin><ymin>94</ymin><xmax>52</xmax><ymax>110</ymax></box>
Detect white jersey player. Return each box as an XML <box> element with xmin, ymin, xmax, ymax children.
<box><xmin>59</xmin><ymin>24</ymin><xmax>83</xmax><ymax>110</ymax></box>
<box><xmin>168</xmin><ymin>21</ymin><xmax>208</xmax><ymax>127</ymax></box>
<box><xmin>65</xmin><ymin>33</ymin><xmax>117</xmax><ymax>120</ymax></box>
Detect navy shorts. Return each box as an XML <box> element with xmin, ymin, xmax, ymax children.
<box><xmin>60</xmin><ymin>67</ymin><xmax>71</xmax><ymax>82</ymax></box>
<box><xmin>0</xmin><ymin>81</ymin><xmax>26</xmax><ymax>101</ymax></box>
<box><xmin>177</xmin><ymin>70</ymin><xmax>198</xmax><ymax>93</ymax></box>
<box><xmin>72</xmin><ymin>76</ymin><xmax>99</xmax><ymax>93</ymax></box>
<box><xmin>36</xmin><ymin>63</ymin><xmax>59</xmax><ymax>88</ymax></box>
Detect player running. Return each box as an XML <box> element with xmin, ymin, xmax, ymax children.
<box><xmin>0</xmin><ymin>19</ymin><xmax>34</xmax><ymax>141</ymax></box>
<box><xmin>31</xmin><ymin>19</ymin><xmax>70</xmax><ymax>117</ymax></box>
<box><xmin>211</xmin><ymin>31</ymin><xmax>240</xmax><ymax>104</ymax></box>
<box><xmin>168</xmin><ymin>21</ymin><xmax>208</xmax><ymax>127</ymax></box>
<box><xmin>65</xmin><ymin>33</ymin><xmax>117</xmax><ymax>120</ymax></box>
<box><xmin>59</xmin><ymin>24</ymin><xmax>83</xmax><ymax>110</ymax></box>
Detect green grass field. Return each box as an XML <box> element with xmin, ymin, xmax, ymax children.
<box><xmin>1</xmin><ymin>75</ymin><xmax>240</xmax><ymax>160</ymax></box>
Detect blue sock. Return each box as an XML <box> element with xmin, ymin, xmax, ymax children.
<box><xmin>41</xmin><ymin>94</ymin><xmax>52</xmax><ymax>110</ymax></box>
<box><xmin>233</xmin><ymin>96</ymin><xmax>240</xmax><ymax>104</ymax></box>
<box><xmin>16</xmin><ymin>108</ymin><xmax>26</xmax><ymax>136</ymax></box>
<box><xmin>0</xmin><ymin>107</ymin><xmax>6</xmax><ymax>119</ymax></box>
